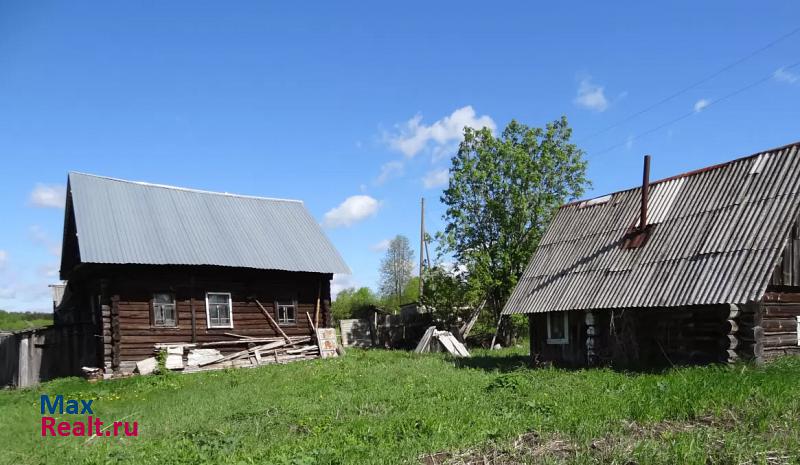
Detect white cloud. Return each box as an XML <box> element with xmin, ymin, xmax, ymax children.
<box><xmin>0</xmin><ymin>286</ymin><xmax>15</xmax><ymax>299</ymax></box>
<box><xmin>574</xmin><ymin>77</ymin><xmax>609</xmax><ymax>112</ymax></box>
<box><xmin>29</xmin><ymin>225</ymin><xmax>61</xmax><ymax>257</ymax></box>
<box><xmin>0</xmin><ymin>254</ymin><xmax>57</xmax><ymax>310</ymax></box>
<box><xmin>422</xmin><ymin>168</ymin><xmax>449</xmax><ymax>189</ymax></box>
<box><xmin>374</xmin><ymin>160</ymin><xmax>404</xmax><ymax>185</ymax></box>
<box><xmin>370</xmin><ymin>239</ymin><xmax>391</xmax><ymax>252</ymax></box>
<box><xmin>387</xmin><ymin>106</ymin><xmax>496</xmax><ymax>157</ymax></box>
<box><xmin>625</xmin><ymin>135</ymin><xmax>634</xmax><ymax>150</ymax></box>
<box><xmin>331</xmin><ymin>274</ymin><xmax>356</xmax><ymax>300</ymax></box>
<box><xmin>693</xmin><ymin>99</ymin><xmax>710</xmax><ymax>113</ymax></box>
<box><xmin>323</xmin><ymin>195</ymin><xmax>380</xmax><ymax>228</ymax></box>
<box><xmin>37</xmin><ymin>263</ymin><xmax>59</xmax><ymax>279</ymax></box>
<box><xmin>774</xmin><ymin>67</ymin><xmax>799</xmax><ymax>84</ymax></box>
<box><xmin>29</xmin><ymin>183</ymin><xmax>65</xmax><ymax>208</ymax></box>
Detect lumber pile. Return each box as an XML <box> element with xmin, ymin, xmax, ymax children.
<box><xmin>134</xmin><ymin>309</ymin><xmax>341</xmax><ymax>376</ymax></box>
<box><xmin>134</xmin><ymin>334</ymin><xmax>322</xmax><ymax>375</ymax></box>
<box><xmin>414</xmin><ymin>326</ymin><xmax>470</xmax><ymax>357</ymax></box>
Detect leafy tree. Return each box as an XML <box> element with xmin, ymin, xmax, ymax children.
<box><xmin>331</xmin><ymin>287</ymin><xmax>379</xmax><ymax>322</ymax></box>
<box><xmin>402</xmin><ymin>276</ymin><xmax>420</xmax><ymax>304</ymax></box>
<box><xmin>377</xmin><ymin>276</ymin><xmax>422</xmax><ymax>314</ymax></box>
<box><xmin>378</xmin><ymin>235</ymin><xmax>415</xmax><ymax>307</ymax></box>
<box><xmin>437</xmin><ymin>117</ymin><xmax>589</xmax><ymax>344</ymax></box>
<box><xmin>421</xmin><ymin>265</ymin><xmax>475</xmax><ymax>327</ymax></box>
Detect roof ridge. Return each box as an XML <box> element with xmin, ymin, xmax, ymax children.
<box><xmin>563</xmin><ymin>140</ymin><xmax>800</xmax><ymax>208</ymax></box>
<box><xmin>68</xmin><ymin>171</ymin><xmax>303</xmax><ymax>204</ymax></box>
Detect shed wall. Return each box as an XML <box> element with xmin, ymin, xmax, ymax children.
<box><xmin>0</xmin><ymin>325</ymin><xmax>97</xmax><ymax>388</ymax></box>
<box><xmin>529</xmin><ymin>305</ymin><xmax>741</xmax><ymax>368</ymax></box>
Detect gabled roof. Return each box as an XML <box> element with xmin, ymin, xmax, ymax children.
<box><xmin>60</xmin><ymin>172</ymin><xmax>350</xmax><ymax>277</ymax></box>
<box><xmin>503</xmin><ymin>142</ymin><xmax>800</xmax><ymax>315</ymax></box>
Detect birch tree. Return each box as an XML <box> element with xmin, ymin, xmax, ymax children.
<box><xmin>379</xmin><ymin>235</ymin><xmax>415</xmax><ymax>307</ymax></box>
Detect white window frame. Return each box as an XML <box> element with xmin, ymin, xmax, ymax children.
<box><xmin>275</xmin><ymin>298</ymin><xmax>297</xmax><ymax>326</ymax></box>
<box><xmin>205</xmin><ymin>292</ymin><xmax>233</xmax><ymax>329</ymax></box>
<box><xmin>546</xmin><ymin>312</ymin><xmax>569</xmax><ymax>345</ymax></box>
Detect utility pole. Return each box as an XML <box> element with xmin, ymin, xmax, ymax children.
<box><xmin>419</xmin><ymin>197</ymin><xmax>425</xmax><ymax>300</ymax></box>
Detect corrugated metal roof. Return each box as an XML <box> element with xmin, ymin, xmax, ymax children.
<box><xmin>64</xmin><ymin>172</ymin><xmax>350</xmax><ymax>275</ymax></box>
<box><xmin>503</xmin><ymin>142</ymin><xmax>800</xmax><ymax>315</ymax></box>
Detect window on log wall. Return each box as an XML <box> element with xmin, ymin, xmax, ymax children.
<box><xmin>206</xmin><ymin>292</ymin><xmax>233</xmax><ymax>329</ymax></box>
<box><xmin>547</xmin><ymin>312</ymin><xmax>569</xmax><ymax>345</ymax></box>
<box><xmin>152</xmin><ymin>292</ymin><xmax>176</xmax><ymax>327</ymax></box>
<box><xmin>276</xmin><ymin>298</ymin><xmax>296</xmax><ymax>325</ymax></box>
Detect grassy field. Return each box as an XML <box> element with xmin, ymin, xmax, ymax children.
<box><xmin>0</xmin><ymin>310</ymin><xmax>52</xmax><ymax>331</ymax></box>
<box><xmin>1</xmin><ymin>347</ymin><xmax>799</xmax><ymax>465</ymax></box>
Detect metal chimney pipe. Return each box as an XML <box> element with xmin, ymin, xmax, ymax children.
<box><xmin>641</xmin><ymin>155</ymin><xmax>651</xmax><ymax>230</ymax></box>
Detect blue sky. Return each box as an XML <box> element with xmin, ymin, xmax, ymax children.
<box><xmin>1</xmin><ymin>1</ymin><xmax>799</xmax><ymax>312</ymax></box>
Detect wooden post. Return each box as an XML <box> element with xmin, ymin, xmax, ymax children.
<box><xmin>110</xmin><ymin>295</ymin><xmax>121</xmax><ymax>371</ymax></box>
<box><xmin>490</xmin><ymin>315</ymin><xmax>503</xmax><ymax>349</ymax></box>
<box><xmin>585</xmin><ymin>311</ymin><xmax>597</xmax><ymax>366</ymax></box>
<box><xmin>306</xmin><ymin>311</ymin><xmax>318</xmax><ymax>333</ymax></box>
<box><xmin>190</xmin><ymin>275</ymin><xmax>197</xmax><ymax>344</ymax></box>
<box><xmin>419</xmin><ymin>197</ymin><xmax>425</xmax><ymax>299</ymax></box>
<box><xmin>322</xmin><ymin>296</ymin><xmax>331</xmax><ymax>329</ymax></box>
<box><xmin>254</xmin><ymin>299</ymin><xmax>292</xmax><ymax>344</ymax></box>
<box><xmin>314</xmin><ymin>279</ymin><xmax>321</xmax><ymax>329</ymax></box>
<box><xmin>459</xmin><ymin>299</ymin><xmax>485</xmax><ymax>340</ymax></box>
<box><xmin>528</xmin><ymin>314</ymin><xmax>536</xmax><ymax>367</ymax></box>
<box><xmin>306</xmin><ymin>312</ymin><xmax>322</xmax><ymax>356</ymax></box>
<box><xmin>99</xmin><ymin>279</ymin><xmax>114</xmax><ymax>374</ymax></box>
<box><xmin>640</xmin><ymin>155</ymin><xmax>650</xmax><ymax>230</ymax></box>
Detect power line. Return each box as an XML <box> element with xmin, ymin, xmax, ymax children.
<box><xmin>589</xmin><ymin>60</ymin><xmax>800</xmax><ymax>158</ymax></box>
<box><xmin>578</xmin><ymin>25</ymin><xmax>800</xmax><ymax>143</ymax></box>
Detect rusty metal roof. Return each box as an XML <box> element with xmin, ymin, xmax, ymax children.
<box><xmin>63</xmin><ymin>172</ymin><xmax>350</xmax><ymax>275</ymax></box>
<box><xmin>503</xmin><ymin>142</ymin><xmax>800</xmax><ymax>315</ymax></box>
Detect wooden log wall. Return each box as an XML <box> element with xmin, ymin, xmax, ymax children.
<box><xmin>598</xmin><ymin>305</ymin><xmax>739</xmax><ymax>368</ymax></box>
<box><xmin>528</xmin><ymin>312</ymin><xmax>587</xmax><ymax>367</ymax></box>
<box><xmin>115</xmin><ymin>284</ymin><xmax>325</xmax><ymax>362</ymax></box>
<box><xmin>757</xmin><ymin>289</ymin><xmax>800</xmax><ymax>361</ymax></box>
<box><xmin>65</xmin><ymin>266</ymin><xmax>333</xmax><ymax>370</ymax></box>
<box><xmin>527</xmin><ymin>295</ymin><xmax>800</xmax><ymax>368</ymax></box>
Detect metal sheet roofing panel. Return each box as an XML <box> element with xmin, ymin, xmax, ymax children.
<box><xmin>64</xmin><ymin>173</ymin><xmax>350</xmax><ymax>275</ymax></box>
<box><xmin>503</xmin><ymin>142</ymin><xmax>800</xmax><ymax>315</ymax></box>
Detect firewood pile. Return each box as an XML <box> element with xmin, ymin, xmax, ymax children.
<box><xmin>135</xmin><ymin>333</ymin><xmax>323</xmax><ymax>375</ymax></box>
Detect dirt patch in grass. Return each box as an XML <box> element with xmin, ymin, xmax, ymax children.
<box><xmin>420</xmin><ymin>411</ymin><xmax>794</xmax><ymax>465</ymax></box>
<box><xmin>420</xmin><ymin>432</ymin><xmax>574</xmax><ymax>465</ymax></box>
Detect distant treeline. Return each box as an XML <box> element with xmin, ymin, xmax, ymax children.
<box><xmin>0</xmin><ymin>310</ymin><xmax>53</xmax><ymax>331</ymax></box>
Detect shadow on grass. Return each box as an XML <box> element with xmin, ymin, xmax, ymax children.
<box><xmin>454</xmin><ymin>352</ymin><xmax>686</xmax><ymax>374</ymax></box>
<box><xmin>454</xmin><ymin>353</ymin><xmax>532</xmax><ymax>372</ymax></box>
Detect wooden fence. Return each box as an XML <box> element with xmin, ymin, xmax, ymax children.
<box><xmin>0</xmin><ymin>324</ymin><xmax>97</xmax><ymax>388</ymax></box>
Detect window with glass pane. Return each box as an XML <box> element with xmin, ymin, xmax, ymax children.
<box><xmin>152</xmin><ymin>293</ymin><xmax>176</xmax><ymax>327</ymax></box>
<box><xmin>276</xmin><ymin>300</ymin><xmax>296</xmax><ymax>325</ymax></box>
<box><xmin>206</xmin><ymin>293</ymin><xmax>232</xmax><ymax>328</ymax></box>
<box><xmin>547</xmin><ymin>312</ymin><xmax>568</xmax><ymax>344</ymax></box>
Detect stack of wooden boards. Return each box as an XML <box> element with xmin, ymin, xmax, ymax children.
<box><xmin>135</xmin><ymin>333</ymin><xmax>324</xmax><ymax>375</ymax></box>
<box><xmin>414</xmin><ymin>326</ymin><xmax>470</xmax><ymax>357</ymax></box>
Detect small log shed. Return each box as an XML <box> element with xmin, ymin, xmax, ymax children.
<box><xmin>503</xmin><ymin>141</ymin><xmax>800</xmax><ymax>368</ymax></box>
<box><xmin>55</xmin><ymin>172</ymin><xmax>350</xmax><ymax>375</ymax></box>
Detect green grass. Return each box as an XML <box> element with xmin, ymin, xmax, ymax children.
<box><xmin>0</xmin><ymin>310</ymin><xmax>52</xmax><ymax>331</ymax></box>
<box><xmin>1</xmin><ymin>347</ymin><xmax>800</xmax><ymax>464</ymax></box>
